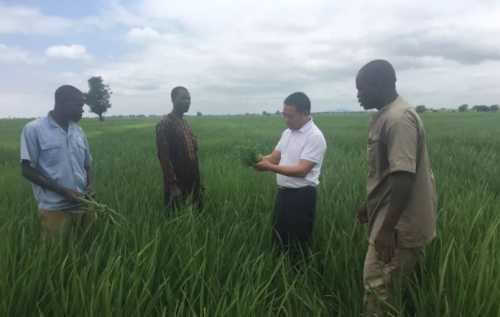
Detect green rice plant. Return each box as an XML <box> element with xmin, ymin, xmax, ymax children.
<box><xmin>237</xmin><ymin>142</ymin><xmax>262</xmax><ymax>167</ymax></box>
<box><xmin>0</xmin><ymin>113</ymin><xmax>499</xmax><ymax>316</ymax></box>
<box><xmin>80</xmin><ymin>197</ymin><xmax>129</xmax><ymax>228</ymax></box>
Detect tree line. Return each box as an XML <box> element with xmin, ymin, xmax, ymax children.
<box><xmin>83</xmin><ymin>75</ymin><xmax>498</xmax><ymax>120</ymax></box>
<box><xmin>415</xmin><ymin>104</ymin><xmax>499</xmax><ymax>113</ymax></box>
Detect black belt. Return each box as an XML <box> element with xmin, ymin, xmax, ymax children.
<box><xmin>278</xmin><ymin>186</ymin><xmax>316</xmax><ymax>192</ymax></box>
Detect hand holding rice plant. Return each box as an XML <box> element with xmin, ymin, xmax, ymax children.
<box><xmin>238</xmin><ymin>144</ymin><xmax>262</xmax><ymax>167</ymax></box>
<box><xmin>79</xmin><ymin>197</ymin><xmax>129</xmax><ymax>228</ymax></box>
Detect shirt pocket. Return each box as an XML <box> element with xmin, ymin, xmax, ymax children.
<box><xmin>40</xmin><ymin>141</ymin><xmax>62</xmax><ymax>167</ymax></box>
<box><xmin>367</xmin><ymin>132</ymin><xmax>379</xmax><ymax>173</ymax></box>
<box><xmin>76</xmin><ymin>140</ymin><xmax>87</xmax><ymax>164</ymax></box>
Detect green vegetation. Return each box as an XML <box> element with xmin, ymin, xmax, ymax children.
<box><xmin>1</xmin><ymin>112</ymin><xmax>499</xmax><ymax>316</ymax></box>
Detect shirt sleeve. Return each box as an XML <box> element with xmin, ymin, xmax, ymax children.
<box><xmin>20</xmin><ymin>124</ymin><xmax>39</xmax><ymax>168</ymax></box>
<box><xmin>385</xmin><ymin>114</ymin><xmax>418</xmax><ymax>174</ymax></box>
<box><xmin>300</xmin><ymin>134</ymin><xmax>327</xmax><ymax>164</ymax></box>
<box><xmin>275</xmin><ymin>130</ymin><xmax>287</xmax><ymax>151</ymax></box>
<box><xmin>83</xmin><ymin>133</ymin><xmax>93</xmax><ymax>168</ymax></box>
<box><xmin>275</xmin><ymin>138</ymin><xmax>282</xmax><ymax>151</ymax></box>
<box><xmin>156</xmin><ymin>122</ymin><xmax>178</xmax><ymax>183</ymax></box>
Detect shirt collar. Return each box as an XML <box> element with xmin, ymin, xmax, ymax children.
<box><xmin>296</xmin><ymin>117</ymin><xmax>314</xmax><ymax>133</ymax></box>
<box><xmin>379</xmin><ymin>95</ymin><xmax>401</xmax><ymax>113</ymax></box>
<box><xmin>166</xmin><ymin>113</ymin><xmax>184</xmax><ymax>121</ymax></box>
<box><xmin>47</xmin><ymin>112</ymin><xmax>60</xmax><ymax>128</ymax></box>
<box><xmin>47</xmin><ymin>112</ymin><xmax>75</xmax><ymax>134</ymax></box>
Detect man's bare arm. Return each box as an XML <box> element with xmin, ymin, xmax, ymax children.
<box><xmin>262</xmin><ymin>150</ymin><xmax>281</xmax><ymax>165</ymax></box>
<box><xmin>254</xmin><ymin>158</ymin><xmax>315</xmax><ymax>178</ymax></box>
<box><xmin>84</xmin><ymin>166</ymin><xmax>95</xmax><ymax>198</ymax></box>
<box><xmin>375</xmin><ymin>171</ymin><xmax>416</xmax><ymax>264</ymax></box>
<box><xmin>21</xmin><ymin>160</ymin><xmax>82</xmax><ymax>203</ymax></box>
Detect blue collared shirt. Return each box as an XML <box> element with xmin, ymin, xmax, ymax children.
<box><xmin>20</xmin><ymin>113</ymin><xmax>93</xmax><ymax>210</ymax></box>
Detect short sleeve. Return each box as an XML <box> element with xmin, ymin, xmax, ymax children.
<box><xmin>83</xmin><ymin>133</ymin><xmax>93</xmax><ymax>167</ymax></box>
<box><xmin>275</xmin><ymin>139</ymin><xmax>282</xmax><ymax>151</ymax></box>
<box><xmin>275</xmin><ymin>130</ymin><xmax>287</xmax><ymax>151</ymax></box>
<box><xmin>20</xmin><ymin>124</ymin><xmax>39</xmax><ymax>168</ymax></box>
<box><xmin>385</xmin><ymin>115</ymin><xmax>418</xmax><ymax>173</ymax></box>
<box><xmin>300</xmin><ymin>134</ymin><xmax>326</xmax><ymax>164</ymax></box>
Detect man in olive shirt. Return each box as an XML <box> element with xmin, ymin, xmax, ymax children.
<box><xmin>355</xmin><ymin>60</ymin><xmax>437</xmax><ymax>316</ymax></box>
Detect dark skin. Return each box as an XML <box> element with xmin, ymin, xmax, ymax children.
<box><xmin>20</xmin><ymin>89</ymin><xmax>95</xmax><ymax>202</ymax></box>
<box><xmin>355</xmin><ymin>65</ymin><xmax>416</xmax><ymax>265</ymax></box>
<box><xmin>168</xmin><ymin>88</ymin><xmax>191</xmax><ymax>197</ymax></box>
<box><xmin>253</xmin><ymin>104</ymin><xmax>316</xmax><ymax>177</ymax></box>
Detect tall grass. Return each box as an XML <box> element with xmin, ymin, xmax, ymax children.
<box><xmin>1</xmin><ymin>112</ymin><xmax>499</xmax><ymax>316</ymax></box>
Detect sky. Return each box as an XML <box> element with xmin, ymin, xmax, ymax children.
<box><xmin>1</xmin><ymin>0</ymin><xmax>500</xmax><ymax>118</ymax></box>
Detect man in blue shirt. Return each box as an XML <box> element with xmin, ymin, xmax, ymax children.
<box><xmin>20</xmin><ymin>85</ymin><xmax>96</xmax><ymax>240</ymax></box>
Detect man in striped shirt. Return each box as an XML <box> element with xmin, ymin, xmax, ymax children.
<box><xmin>156</xmin><ymin>87</ymin><xmax>202</xmax><ymax>211</ymax></box>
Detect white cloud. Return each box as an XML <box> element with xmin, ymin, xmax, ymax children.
<box><xmin>126</xmin><ymin>27</ymin><xmax>161</xmax><ymax>43</ymax></box>
<box><xmin>0</xmin><ymin>5</ymin><xmax>72</xmax><ymax>34</ymax></box>
<box><xmin>2</xmin><ymin>0</ymin><xmax>500</xmax><ymax>117</ymax></box>
<box><xmin>78</xmin><ymin>0</ymin><xmax>499</xmax><ymax>115</ymax></box>
<box><xmin>0</xmin><ymin>44</ymin><xmax>42</xmax><ymax>63</ymax></box>
<box><xmin>44</xmin><ymin>45</ymin><xmax>91</xmax><ymax>60</ymax></box>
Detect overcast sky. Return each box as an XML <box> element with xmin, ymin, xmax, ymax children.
<box><xmin>1</xmin><ymin>0</ymin><xmax>499</xmax><ymax>118</ymax></box>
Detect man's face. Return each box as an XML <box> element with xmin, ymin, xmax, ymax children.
<box><xmin>283</xmin><ymin>104</ymin><xmax>308</xmax><ymax>130</ymax></box>
<box><xmin>173</xmin><ymin>89</ymin><xmax>191</xmax><ymax>113</ymax></box>
<box><xmin>62</xmin><ymin>94</ymin><xmax>85</xmax><ymax>122</ymax></box>
<box><xmin>356</xmin><ymin>74</ymin><xmax>380</xmax><ymax>110</ymax></box>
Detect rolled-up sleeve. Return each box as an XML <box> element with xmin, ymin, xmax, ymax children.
<box><xmin>83</xmin><ymin>134</ymin><xmax>93</xmax><ymax>167</ymax></box>
<box><xmin>300</xmin><ymin>134</ymin><xmax>326</xmax><ymax>164</ymax></box>
<box><xmin>385</xmin><ymin>115</ymin><xmax>418</xmax><ymax>174</ymax></box>
<box><xmin>20</xmin><ymin>124</ymin><xmax>39</xmax><ymax>168</ymax></box>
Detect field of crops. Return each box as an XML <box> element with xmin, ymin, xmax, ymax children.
<box><xmin>1</xmin><ymin>112</ymin><xmax>499</xmax><ymax>317</ymax></box>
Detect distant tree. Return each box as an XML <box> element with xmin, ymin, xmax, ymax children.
<box><xmin>490</xmin><ymin>105</ymin><xmax>499</xmax><ymax>112</ymax></box>
<box><xmin>415</xmin><ymin>105</ymin><xmax>427</xmax><ymax>113</ymax></box>
<box><xmin>262</xmin><ymin>111</ymin><xmax>268</xmax><ymax>116</ymax></box>
<box><xmin>197</xmin><ymin>111</ymin><xmax>203</xmax><ymax>117</ymax></box>
<box><xmin>84</xmin><ymin>76</ymin><xmax>112</xmax><ymax>122</ymax></box>
<box><xmin>275</xmin><ymin>110</ymin><xmax>281</xmax><ymax>115</ymax></box>
<box><xmin>475</xmin><ymin>105</ymin><xmax>491</xmax><ymax>112</ymax></box>
<box><xmin>458</xmin><ymin>104</ymin><xmax>468</xmax><ymax>112</ymax></box>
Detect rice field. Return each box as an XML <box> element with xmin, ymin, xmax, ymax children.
<box><xmin>1</xmin><ymin>112</ymin><xmax>499</xmax><ymax>317</ymax></box>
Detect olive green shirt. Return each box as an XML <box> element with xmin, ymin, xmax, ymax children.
<box><xmin>366</xmin><ymin>96</ymin><xmax>437</xmax><ymax>248</ymax></box>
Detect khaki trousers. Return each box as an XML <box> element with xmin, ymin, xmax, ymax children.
<box><xmin>363</xmin><ymin>244</ymin><xmax>426</xmax><ymax>316</ymax></box>
<box><xmin>39</xmin><ymin>205</ymin><xmax>97</xmax><ymax>241</ymax></box>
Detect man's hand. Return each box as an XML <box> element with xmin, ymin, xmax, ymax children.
<box><xmin>59</xmin><ymin>188</ymin><xmax>84</xmax><ymax>204</ymax></box>
<box><xmin>374</xmin><ymin>228</ymin><xmax>397</xmax><ymax>265</ymax></box>
<box><xmin>253</xmin><ymin>155</ymin><xmax>272</xmax><ymax>172</ymax></box>
<box><xmin>355</xmin><ymin>204</ymin><xmax>368</xmax><ymax>224</ymax></box>
<box><xmin>169</xmin><ymin>183</ymin><xmax>182</xmax><ymax>197</ymax></box>
<box><xmin>85</xmin><ymin>185</ymin><xmax>96</xmax><ymax>199</ymax></box>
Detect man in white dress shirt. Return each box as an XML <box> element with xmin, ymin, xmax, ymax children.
<box><xmin>253</xmin><ymin>92</ymin><xmax>327</xmax><ymax>261</ymax></box>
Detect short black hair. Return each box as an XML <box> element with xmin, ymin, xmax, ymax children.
<box><xmin>284</xmin><ymin>92</ymin><xmax>311</xmax><ymax>114</ymax></box>
<box><xmin>55</xmin><ymin>85</ymin><xmax>82</xmax><ymax>105</ymax></box>
<box><xmin>171</xmin><ymin>86</ymin><xmax>188</xmax><ymax>101</ymax></box>
<box><xmin>358</xmin><ymin>59</ymin><xmax>396</xmax><ymax>89</ymax></box>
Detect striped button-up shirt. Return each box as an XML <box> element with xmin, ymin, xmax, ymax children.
<box><xmin>156</xmin><ymin>113</ymin><xmax>201</xmax><ymax>195</ymax></box>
